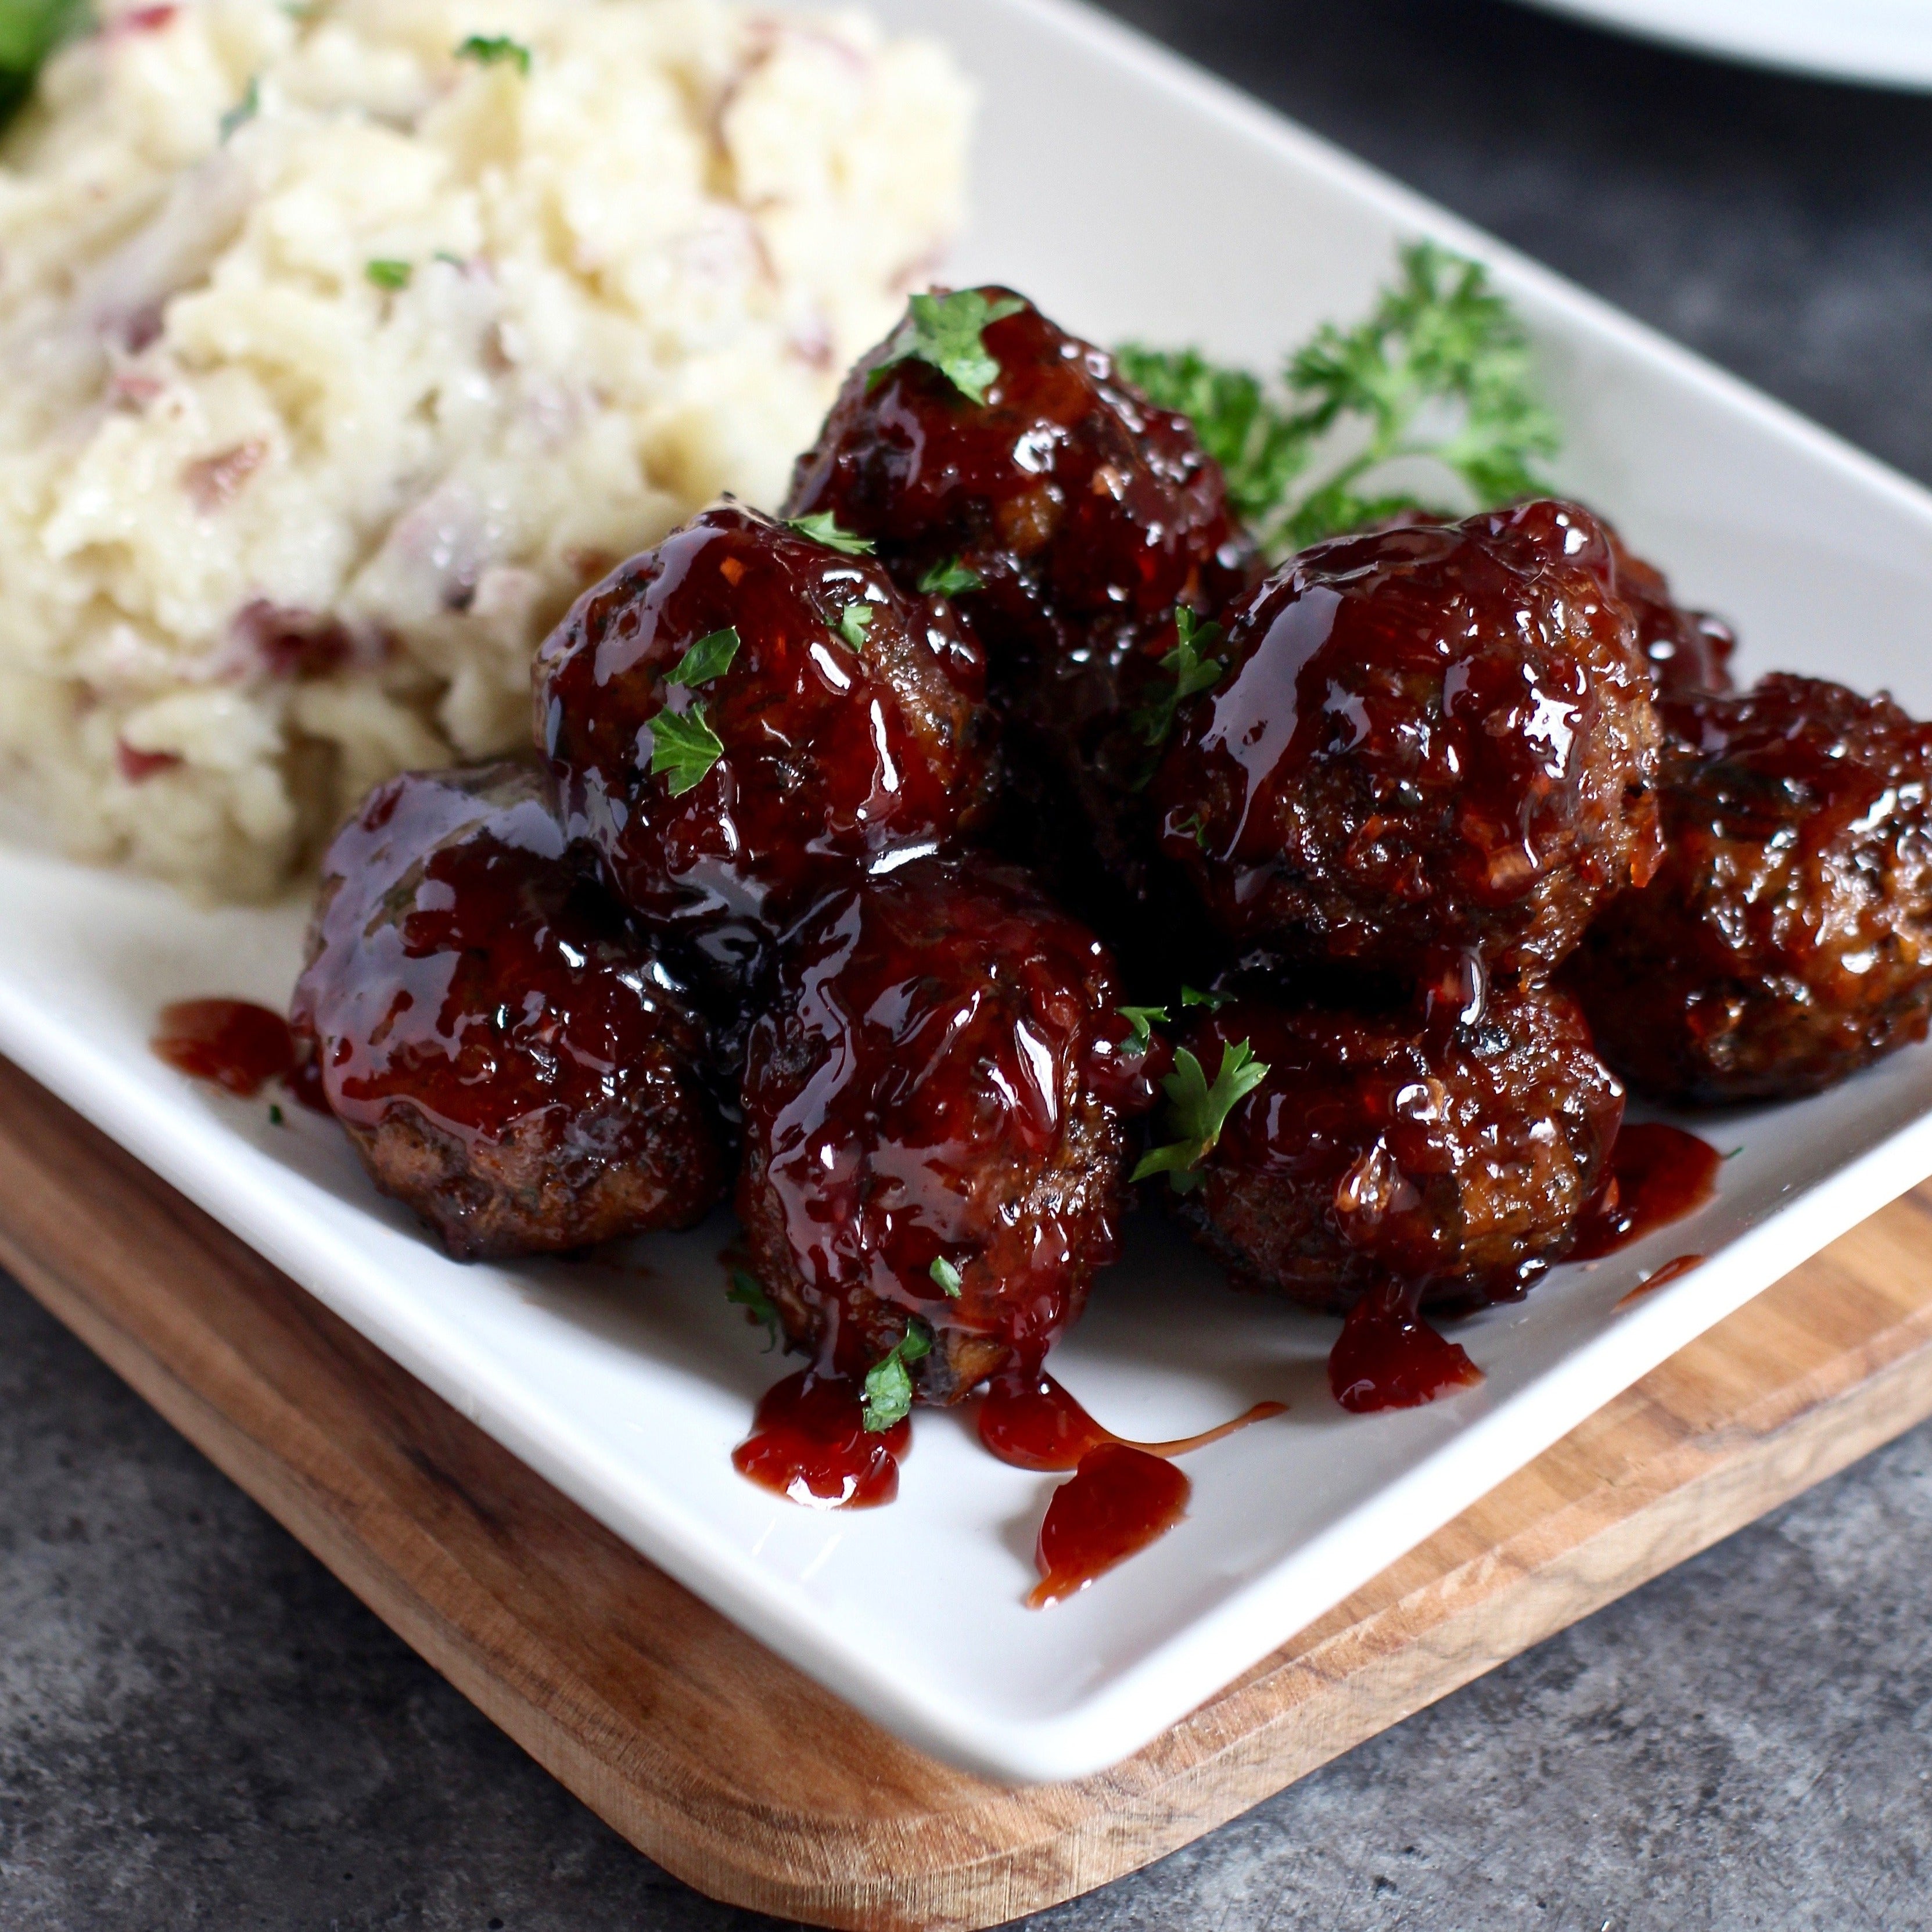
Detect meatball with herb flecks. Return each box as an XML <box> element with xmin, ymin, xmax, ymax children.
<box><xmin>782</xmin><ymin>287</ymin><xmax>1252</xmax><ymax>943</ymax></box>
<box><xmin>735</xmin><ymin>856</ymin><xmax>1165</xmax><ymax>1402</ymax></box>
<box><xmin>1151</xmin><ymin>499</ymin><xmax>1666</xmax><ymax>977</ymax></box>
<box><xmin>292</xmin><ymin>762</ymin><xmax>727</xmax><ymax>1261</ymax></box>
<box><xmin>533</xmin><ymin>502</ymin><xmax>994</xmax><ymax>995</ymax></box>
<box><xmin>1565</xmin><ymin>673</ymin><xmax>1932</xmax><ymax>1104</ymax></box>
<box><xmin>1165</xmin><ymin>975</ymin><xmax>1624</xmax><ymax>1312</ymax></box>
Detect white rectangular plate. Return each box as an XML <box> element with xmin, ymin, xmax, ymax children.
<box><xmin>8</xmin><ymin>0</ymin><xmax>1932</xmax><ymax>1786</ymax></box>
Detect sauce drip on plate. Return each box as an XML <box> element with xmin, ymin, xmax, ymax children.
<box><xmin>978</xmin><ymin>1373</ymin><xmax>1284</xmax><ymax>1472</ymax></box>
<box><xmin>1571</xmin><ymin>1123</ymin><xmax>1722</xmax><ymax>1258</ymax></box>
<box><xmin>732</xmin><ymin>1371</ymin><xmax>909</xmax><ymax>1510</ymax></box>
<box><xmin>1615</xmin><ymin>1253</ymin><xmax>1705</xmax><ymax>1307</ymax></box>
<box><xmin>151</xmin><ymin>999</ymin><xmax>297</xmax><ymax>1098</ymax></box>
<box><xmin>1029</xmin><ymin>1443</ymin><xmax>1191</xmax><ymax>1608</ymax></box>
<box><xmin>1328</xmin><ymin>1283</ymin><xmax>1485</xmax><ymax>1413</ymax></box>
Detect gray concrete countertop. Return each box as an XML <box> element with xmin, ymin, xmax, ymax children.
<box><xmin>8</xmin><ymin>3</ymin><xmax>1932</xmax><ymax>1926</ymax></box>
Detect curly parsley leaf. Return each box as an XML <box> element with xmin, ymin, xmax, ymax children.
<box><xmin>1120</xmin><ymin>242</ymin><xmax>1557</xmax><ymax>557</ymax></box>
<box><xmin>726</xmin><ymin>1270</ymin><xmax>781</xmax><ymax>1351</ymax></box>
<box><xmin>928</xmin><ymin>1256</ymin><xmax>963</xmax><ymax>1299</ymax></box>
<box><xmin>862</xmin><ymin>1320</ymin><xmax>933</xmax><ymax>1432</ymax></box>
<box><xmin>1131</xmin><ymin>1038</ymin><xmax>1270</xmax><ymax>1194</ymax></box>
<box><xmin>649</xmin><ymin>702</ymin><xmax>724</xmax><ymax>796</ymax></box>
<box><xmin>455</xmin><ymin>33</ymin><xmax>530</xmax><ymax>74</ymax></box>
<box><xmin>838</xmin><ymin>604</ymin><xmax>873</xmax><ymax>652</ymax></box>
<box><xmin>1117</xmin><ymin>1004</ymin><xmax>1169</xmax><ymax>1050</ymax></box>
<box><xmin>365</xmin><ymin>258</ymin><xmax>412</xmax><ymax>291</ymax></box>
<box><xmin>1180</xmin><ymin>984</ymin><xmax>1231</xmax><ymax>1011</ymax></box>
<box><xmin>869</xmin><ymin>289</ymin><xmax>1026</xmax><ymax>407</ymax></box>
<box><xmin>918</xmin><ymin>555</ymin><xmax>983</xmax><ymax>598</ymax></box>
<box><xmin>785</xmin><ymin>512</ymin><xmax>874</xmax><ymax>556</ymax></box>
<box><xmin>669</xmin><ymin>626</ymin><xmax>739</xmax><ymax>688</ymax></box>
<box><xmin>1132</xmin><ymin>605</ymin><xmax>1226</xmax><ymax>750</ymax></box>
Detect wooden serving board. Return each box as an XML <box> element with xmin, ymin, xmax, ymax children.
<box><xmin>6</xmin><ymin>1051</ymin><xmax>1932</xmax><ymax>1931</ymax></box>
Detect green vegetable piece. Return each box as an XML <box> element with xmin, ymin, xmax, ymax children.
<box><xmin>669</xmin><ymin>625</ymin><xmax>740</xmax><ymax>688</ymax></box>
<box><xmin>928</xmin><ymin>1256</ymin><xmax>963</xmax><ymax>1299</ymax></box>
<box><xmin>0</xmin><ymin>0</ymin><xmax>85</xmax><ymax>106</ymax></box>
<box><xmin>1180</xmin><ymin>984</ymin><xmax>1230</xmax><ymax>1011</ymax></box>
<box><xmin>365</xmin><ymin>258</ymin><xmax>412</xmax><ymax>291</ymax></box>
<box><xmin>1130</xmin><ymin>1038</ymin><xmax>1270</xmax><ymax>1194</ymax></box>
<box><xmin>1116</xmin><ymin>1004</ymin><xmax>1169</xmax><ymax>1049</ymax></box>
<box><xmin>868</xmin><ymin>289</ymin><xmax>1025</xmax><ymax>407</ymax></box>
<box><xmin>861</xmin><ymin>1321</ymin><xmax>933</xmax><ymax>1432</ymax></box>
<box><xmin>219</xmin><ymin>76</ymin><xmax>260</xmax><ymax>141</ymax></box>
<box><xmin>455</xmin><ymin>33</ymin><xmax>531</xmax><ymax>74</ymax></box>
<box><xmin>649</xmin><ymin>702</ymin><xmax>724</xmax><ymax>796</ymax></box>
<box><xmin>785</xmin><ymin>512</ymin><xmax>874</xmax><ymax>555</ymax></box>
<box><xmin>918</xmin><ymin>556</ymin><xmax>983</xmax><ymax>598</ymax></box>
<box><xmin>838</xmin><ymin>604</ymin><xmax>872</xmax><ymax>652</ymax></box>
<box><xmin>726</xmin><ymin>1269</ymin><xmax>781</xmax><ymax>1351</ymax></box>
<box><xmin>1132</xmin><ymin>604</ymin><xmax>1226</xmax><ymax>748</ymax></box>
<box><xmin>268</xmin><ymin>1103</ymin><xmax>286</xmax><ymax>1126</ymax></box>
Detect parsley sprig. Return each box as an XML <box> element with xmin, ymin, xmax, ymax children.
<box><xmin>1133</xmin><ymin>605</ymin><xmax>1226</xmax><ymax>749</ymax></box>
<box><xmin>1116</xmin><ymin>1004</ymin><xmax>1169</xmax><ymax>1050</ymax></box>
<box><xmin>919</xmin><ymin>556</ymin><xmax>983</xmax><ymax>598</ymax></box>
<box><xmin>0</xmin><ymin>0</ymin><xmax>85</xmax><ymax>128</ymax></box>
<box><xmin>1132</xmin><ymin>1038</ymin><xmax>1270</xmax><ymax>1194</ymax></box>
<box><xmin>455</xmin><ymin>33</ymin><xmax>531</xmax><ymax>74</ymax></box>
<box><xmin>870</xmin><ymin>289</ymin><xmax>1025</xmax><ymax>407</ymax></box>
<box><xmin>862</xmin><ymin>1320</ymin><xmax>933</xmax><ymax>1432</ymax></box>
<box><xmin>1118</xmin><ymin>242</ymin><xmax>1558</xmax><ymax>557</ymax></box>
<box><xmin>785</xmin><ymin>512</ymin><xmax>874</xmax><ymax>555</ymax></box>
<box><xmin>649</xmin><ymin>705</ymin><xmax>723</xmax><ymax>796</ymax></box>
<box><xmin>838</xmin><ymin>604</ymin><xmax>872</xmax><ymax>652</ymax></box>
<box><xmin>670</xmin><ymin>626</ymin><xmax>739</xmax><ymax>688</ymax></box>
<box><xmin>928</xmin><ymin>1256</ymin><xmax>963</xmax><ymax>1298</ymax></box>
<box><xmin>726</xmin><ymin>1270</ymin><xmax>781</xmax><ymax>1351</ymax></box>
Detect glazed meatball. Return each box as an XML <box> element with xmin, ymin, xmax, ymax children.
<box><xmin>1174</xmin><ymin>976</ymin><xmax>1624</xmax><ymax>1311</ymax></box>
<box><xmin>736</xmin><ymin>856</ymin><xmax>1162</xmax><ymax>1400</ymax></box>
<box><xmin>292</xmin><ymin>762</ymin><xmax>727</xmax><ymax>1261</ymax></box>
<box><xmin>1566</xmin><ymin>674</ymin><xmax>1932</xmax><ymax>1103</ymax></box>
<box><xmin>534</xmin><ymin>502</ymin><xmax>994</xmax><ymax>987</ymax></box>
<box><xmin>1151</xmin><ymin>500</ymin><xmax>1665</xmax><ymax>977</ymax></box>
<box><xmin>783</xmin><ymin>288</ymin><xmax>1251</xmax><ymax>936</ymax></box>
<box><xmin>1597</xmin><ymin>522</ymin><xmax>1736</xmax><ymax>698</ymax></box>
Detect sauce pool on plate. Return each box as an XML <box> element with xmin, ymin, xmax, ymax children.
<box><xmin>151</xmin><ymin>999</ymin><xmax>297</xmax><ymax>1098</ymax></box>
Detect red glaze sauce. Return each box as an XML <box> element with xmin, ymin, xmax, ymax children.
<box><xmin>979</xmin><ymin>1373</ymin><xmax>1283</xmax><ymax>1473</ymax></box>
<box><xmin>1615</xmin><ymin>1253</ymin><xmax>1705</xmax><ymax>1308</ymax></box>
<box><xmin>152</xmin><ymin>999</ymin><xmax>296</xmax><ymax>1098</ymax></box>
<box><xmin>732</xmin><ymin>1371</ymin><xmax>911</xmax><ymax>1510</ymax></box>
<box><xmin>1029</xmin><ymin>1443</ymin><xmax>1191</xmax><ymax>1607</ymax></box>
<box><xmin>1571</xmin><ymin>1123</ymin><xmax>1722</xmax><ymax>1259</ymax></box>
<box><xmin>1328</xmin><ymin>1287</ymin><xmax>1485</xmax><ymax>1413</ymax></box>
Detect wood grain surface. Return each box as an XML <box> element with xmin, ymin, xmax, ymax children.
<box><xmin>4</xmin><ymin>1050</ymin><xmax>1932</xmax><ymax>1931</ymax></box>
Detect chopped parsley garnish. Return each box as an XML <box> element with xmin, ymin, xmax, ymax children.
<box><xmin>928</xmin><ymin>1256</ymin><xmax>963</xmax><ymax>1298</ymax></box>
<box><xmin>1180</xmin><ymin>984</ymin><xmax>1230</xmax><ymax>1011</ymax></box>
<box><xmin>785</xmin><ymin>512</ymin><xmax>874</xmax><ymax>555</ymax></box>
<box><xmin>868</xmin><ymin>289</ymin><xmax>1025</xmax><ymax>407</ymax></box>
<box><xmin>268</xmin><ymin>1103</ymin><xmax>286</xmax><ymax>1126</ymax></box>
<box><xmin>649</xmin><ymin>702</ymin><xmax>724</xmax><ymax>796</ymax></box>
<box><xmin>726</xmin><ymin>1269</ymin><xmax>781</xmax><ymax>1351</ymax></box>
<box><xmin>669</xmin><ymin>625</ymin><xmax>739</xmax><ymax>688</ymax></box>
<box><xmin>1133</xmin><ymin>605</ymin><xmax>1226</xmax><ymax>749</ymax></box>
<box><xmin>1172</xmin><ymin>811</ymin><xmax>1206</xmax><ymax>848</ymax></box>
<box><xmin>861</xmin><ymin>1320</ymin><xmax>933</xmax><ymax>1432</ymax></box>
<box><xmin>0</xmin><ymin>0</ymin><xmax>85</xmax><ymax>127</ymax></box>
<box><xmin>838</xmin><ymin>604</ymin><xmax>873</xmax><ymax>652</ymax></box>
<box><xmin>1132</xmin><ymin>1039</ymin><xmax>1270</xmax><ymax>1194</ymax></box>
<box><xmin>1118</xmin><ymin>241</ymin><xmax>1558</xmax><ymax>556</ymax></box>
<box><xmin>365</xmin><ymin>258</ymin><xmax>412</xmax><ymax>291</ymax></box>
<box><xmin>1116</xmin><ymin>1004</ymin><xmax>1169</xmax><ymax>1049</ymax></box>
<box><xmin>219</xmin><ymin>76</ymin><xmax>260</xmax><ymax>141</ymax></box>
<box><xmin>455</xmin><ymin>33</ymin><xmax>531</xmax><ymax>74</ymax></box>
<box><xmin>918</xmin><ymin>556</ymin><xmax>983</xmax><ymax>598</ymax></box>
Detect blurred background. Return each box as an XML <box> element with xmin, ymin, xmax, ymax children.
<box><xmin>8</xmin><ymin>3</ymin><xmax>1932</xmax><ymax>1929</ymax></box>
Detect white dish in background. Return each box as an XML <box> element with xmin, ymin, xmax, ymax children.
<box><xmin>9</xmin><ymin>0</ymin><xmax>1932</xmax><ymax>1785</ymax></box>
<box><xmin>1517</xmin><ymin>0</ymin><xmax>1932</xmax><ymax>89</ymax></box>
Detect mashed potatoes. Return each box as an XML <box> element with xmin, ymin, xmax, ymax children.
<box><xmin>0</xmin><ymin>0</ymin><xmax>969</xmax><ymax>897</ymax></box>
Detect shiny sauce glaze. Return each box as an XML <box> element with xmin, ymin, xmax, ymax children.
<box><xmin>978</xmin><ymin>1373</ymin><xmax>1283</xmax><ymax>1472</ymax></box>
<box><xmin>1570</xmin><ymin>1123</ymin><xmax>1722</xmax><ymax>1258</ymax></box>
<box><xmin>732</xmin><ymin>1370</ymin><xmax>910</xmax><ymax>1510</ymax></box>
<box><xmin>1030</xmin><ymin>1444</ymin><xmax>1191</xmax><ymax>1607</ymax></box>
<box><xmin>152</xmin><ymin>998</ymin><xmax>299</xmax><ymax>1099</ymax></box>
<box><xmin>1615</xmin><ymin>1253</ymin><xmax>1705</xmax><ymax>1308</ymax></box>
<box><xmin>1327</xmin><ymin>1282</ymin><xmax>1485</xmax><ymax>1413</ymax></box>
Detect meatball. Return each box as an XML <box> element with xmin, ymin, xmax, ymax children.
<box><xmin>534</xmin><ymin>502</ymin><xmax>994</xmax><ymax>989</ymax></box>
<box><xmin>782</xmin><ymin>287</ymin><xmax>1251</xmax><ymax>941</ymax></box>
<box><xmin>1565</xmin><ymin>673</ymin><xmax>1932</xmax><ymax>1104</ymax></box>
<box><xmin>1173</xmin><ymin>976</ymin><xmax>1624</xmax><ymax>1311</ymax></box>
<box><xmin>292</xmin><ymin>762</ymin><xmax>727</xmax><ymax>1261</ymax></box>
<box><xmin>1151</xmin><ymin>499</ymin><xmax>1665</xmax><ymax>977</ymax></box>
<box><xmin>1597</xmin><ymin>522</ymin><xmax>1736</xmax><ymax>698</ymax></box>
<box><xmin>736</xmin><ymin>856</ymin><xmax>1162</xmax><ymax>1400</ymax></box>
